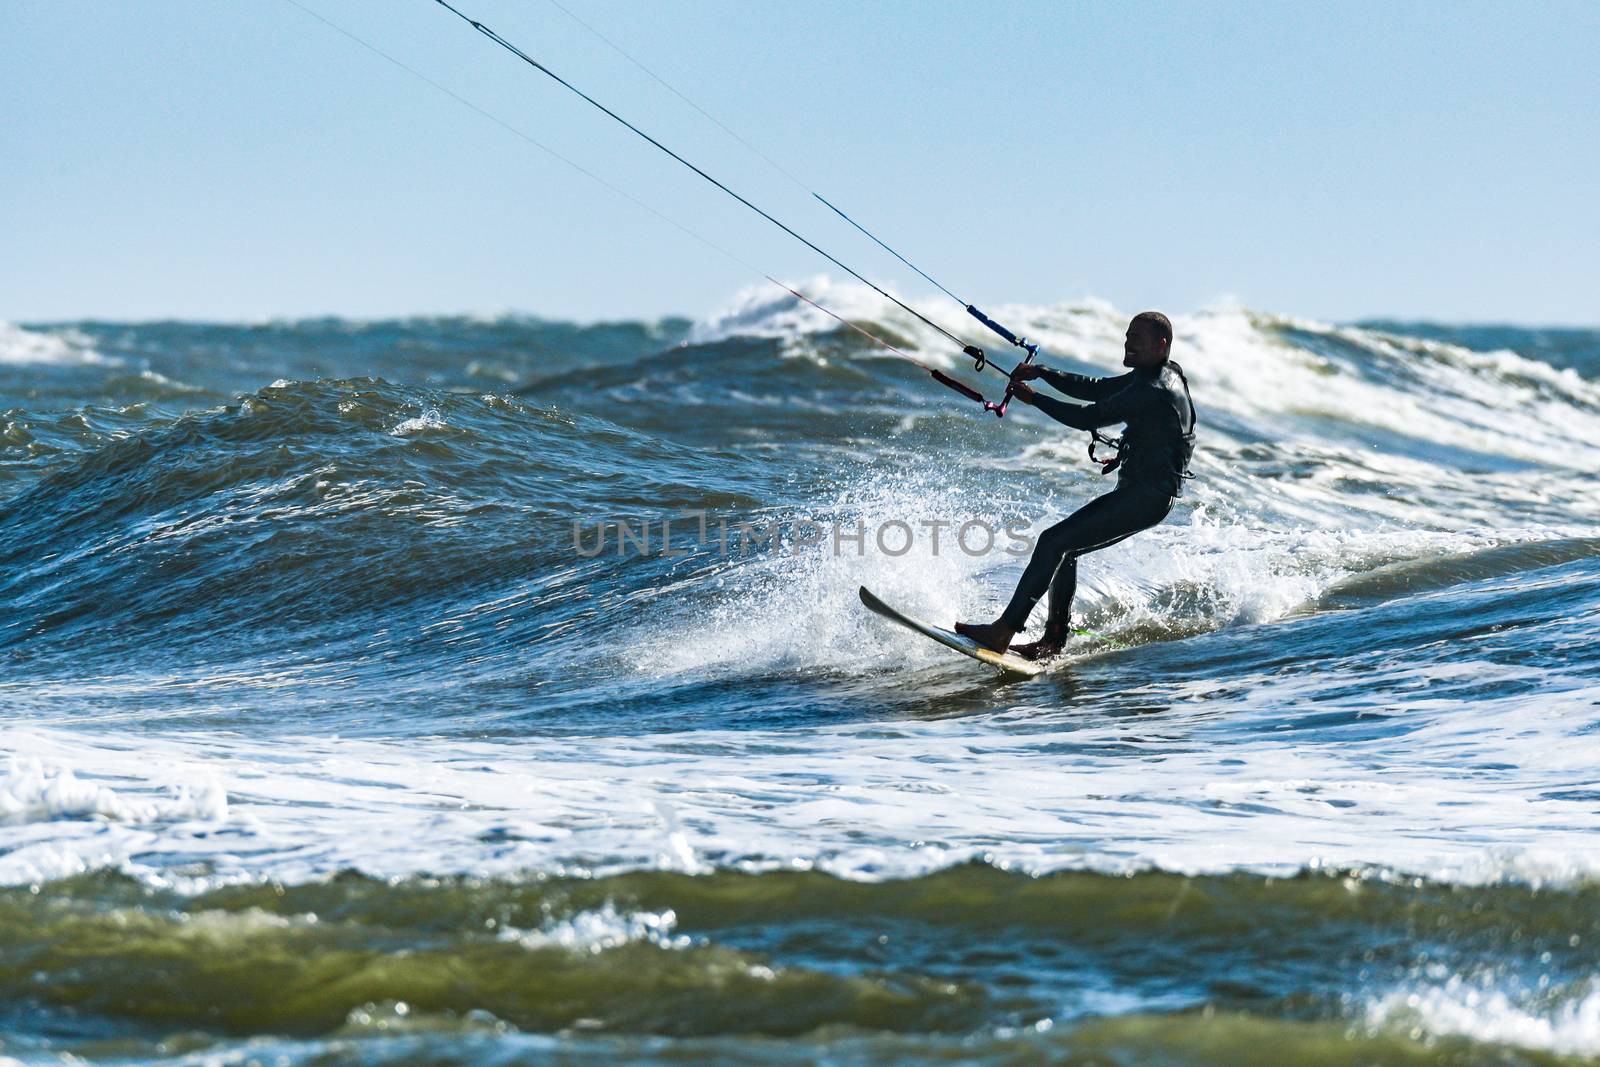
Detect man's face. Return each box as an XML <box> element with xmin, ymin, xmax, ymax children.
<box><xmin>1123</xmin><ymin>321</ymin><xmax>1169</xmax><ymax>368</ymax></box>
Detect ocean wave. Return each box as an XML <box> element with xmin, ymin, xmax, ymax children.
<box><xmin>2</xmin><ymin>864</ymin><xmax>1595</xmax><ymax>1059</ymax></box>
<box><xmin>0</xmin><ymin>377</ymin><xmax>761</xmax><ymax>669</ymax></box>
<box><xmin>0</xmin><ymin>321</ymin><xmax>114</xmax><ymax>366</ymax></box>
<box><xmin>683</xmin><ymin>289</ymin><xmax>1600</xmax><ymax>475</ymax></box>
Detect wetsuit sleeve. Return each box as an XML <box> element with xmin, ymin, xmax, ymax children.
<box><xmin>1030</xmin><ymin>381</ymin><xmax>1146</xmax><ymax>431</ymax></box>
<box><xmin>1037</xmin><ymin>367</ymin><xmax>1132</xmax><ymax>401</ymax></box>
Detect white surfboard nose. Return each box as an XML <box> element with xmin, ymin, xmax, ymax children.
<box><xmin>858</xmin><ymin>586</ymin><xmax>1047</xmax><ymax>679</ymax></box>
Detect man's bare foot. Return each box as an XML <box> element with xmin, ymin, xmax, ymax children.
<box><xmin>954</xmin><ymin>620</ymin><xmax>1016</xmax><ymax>653</ymax></box>
<box><xmin>1010</xmin><ymin>638</ymin><xmax>1064</xmax><ymax>662</ymax></box>
<box><xmin>1011</xmin><ymin>619</ymin><xmax>1071</xmax><ymax>662</ymax></box>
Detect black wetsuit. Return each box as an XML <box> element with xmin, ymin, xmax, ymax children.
<box><xmin>999</xmin><ymin>361</ymin><xmax>1196</xmax><ymax>637</ymax></box>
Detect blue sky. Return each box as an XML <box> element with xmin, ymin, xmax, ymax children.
<box><xmin>3</xmin><ymin>1</ymin><xmax>1596</xmax><ymax>325</ymax></box>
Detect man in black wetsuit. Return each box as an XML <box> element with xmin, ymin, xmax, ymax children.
<box><xmin>955</xmin><ymin>311</ymin><xmax>1196</xmax><ymax>660</ymax></box>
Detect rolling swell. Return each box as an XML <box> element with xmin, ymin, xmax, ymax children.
<box><xmin>3</xmin><ymin>866</ymin><xmax>1595</xmax><ymax>1061</ymax></box>
<box><xmin>0</xmin><ymin>376</ymin><xmax>765</xmax><ymax>692</ymax></box>
<box><xmin>1317</xmin><ymin>537</ymin><xmax>1600</xmax><ymax>610</ymax></box>
<box><xmin>2</xmin><ymin>307</ymin><xmax>1596</xmax><ymax>702</ymax></box>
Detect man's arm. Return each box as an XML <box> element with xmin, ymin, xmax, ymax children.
<box><xmin>1017</xmin><ymin>380</ymin><xmax>1144</xmax><ymax>431</ymax></box>
<box><xmin>1036</xmin><ymin>366</ymin><xmax>1134</xmax><ymax>401</ymax></box>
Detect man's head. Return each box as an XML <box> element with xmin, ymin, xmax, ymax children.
<box><xmin>1123</xmin><ymin>311</ymin><xmax>1172</xmax><ymax>369</ymax></box>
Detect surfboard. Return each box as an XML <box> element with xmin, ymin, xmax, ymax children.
<box><xmin>858</xmin><ymin>586</ymin><xmax>1048</xmax><ymax>678</ymax></box>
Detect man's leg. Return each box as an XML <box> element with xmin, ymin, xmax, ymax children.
<box><xmin>1010</xmin><ymin>555</ymin><xmax>1081</xmax><ymax>660</ymax></box>
<box><xmin>1044</xmin><ymin>555</ymin><xmax>1080</xmax><ymax>636</ymax></box>
<box><xmin>1012</xmin><ymin>525</ymin><xmax>1153</xmax><ymax>660</ymax></box>
<box><xmin>957</xmin><ymin>487</ymin><xmax>1172</xmax><ymax>653</ymax></box>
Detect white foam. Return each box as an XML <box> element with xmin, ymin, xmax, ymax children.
<box><xmin>0</xmin><ymin>321</ymin><xmax>114</xmax><ymax>366</ymax></box>
<box><xmin>692</xmin><ymin>277</ymin><xmax>978</xmax><ymax>369</ymax></box>
<box><xmin>0</xmin><ymin>751</ymin><xmax>228</xmax><ymax>884</ymax></box>
<box><xmin>0</xmin><ymin>756</ymin><xmax>225</xmax><ymax>826</ymax></box>
<box><xmin>631</xmin><ymin>470</ymin><xmax>1010</xmax><ymax>678</ymax></box>
<box><xmin>1369</xmin><ymin>979</ymin><xmax>1600</xmax><ymax>1056</ymax></box>
<box><xmin>628</xmin><ymin>461</ymin><xmax>1501</xmax><ymax>682</ymax></box>
<box><xmin>390</xmin><ymin>407</ymin><xmax>448</xmax><ymax>435</ymax></box>
<box><xmin>501</xmin><ymin>902</ymin><xmax>689</xmax><ymax>954</ymax></box>
<box><xmin>7</xmin><ymin>672</ymin><xmax>1600</xmax><ymax>890</ymax></box>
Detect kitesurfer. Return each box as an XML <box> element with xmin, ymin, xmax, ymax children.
<box><xmin>955</xmin><ymin>311</ymin><xmax>1195</xmax><ymax>660</ymax></box>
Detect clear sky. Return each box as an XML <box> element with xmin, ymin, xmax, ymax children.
<box><xmin>3</xmin><ymin>1</ymin><xmax>1596</xmax><ymax>325</ymax></box>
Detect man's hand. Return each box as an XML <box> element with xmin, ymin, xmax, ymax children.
<box><xmin>1009</xmin><ymin>380</ymin><xmax>1037</xmax><ymax>404</ymax></box>
<box><xmin>1010</xmin><ymin>363</ymin><xmax>1045</xmax><ymax>382</ymax></box>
